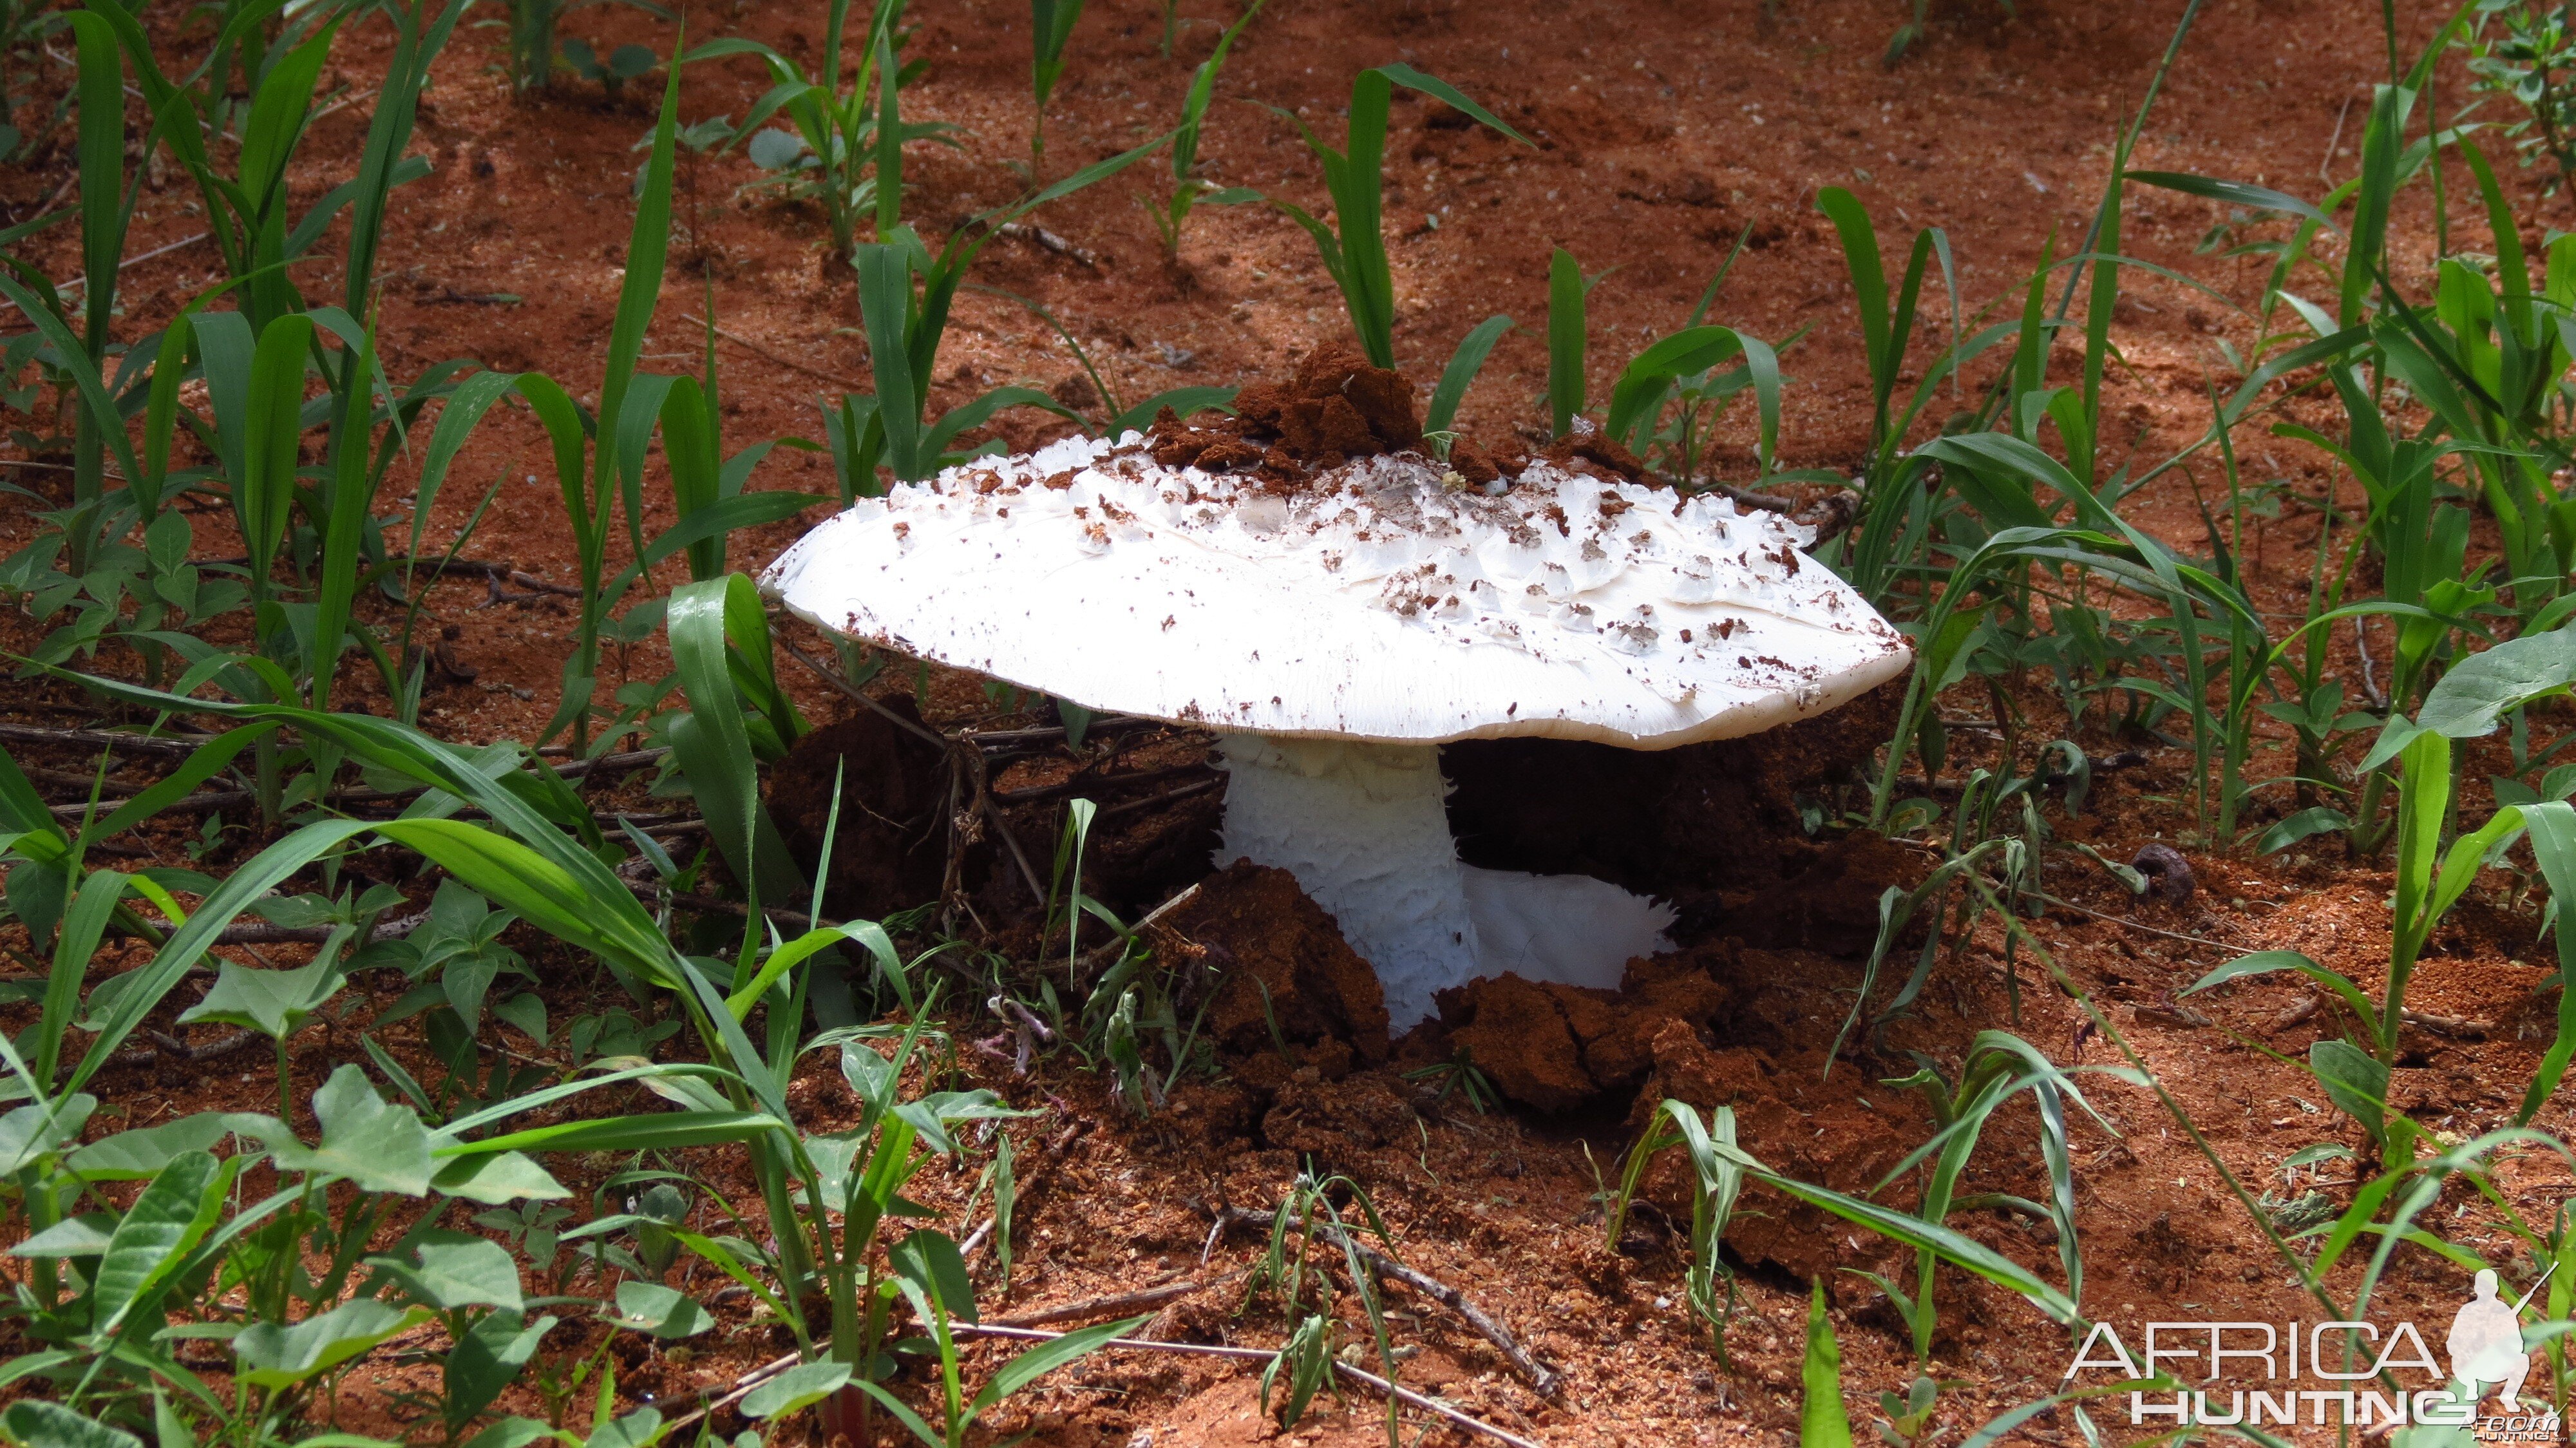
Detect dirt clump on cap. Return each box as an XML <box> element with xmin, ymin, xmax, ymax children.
<box><xmin>768</xmin><ymin>697</ymin><xmax>965</xmax><ymax>920</ymax></box>
<box><xmin>1167</xmin><ymin>861</ymin><xmax>1392</xmax><ymax>1063</ymax></box>
<box><xmin>1144</xmin><ymin>343</ymin><xmax>1448</xmax><ymax>489</ymax></box>
<box><xmin>1236</xmin><ymin>341</ymin><xmax>1425</xmax><ymax>460</ymax></box>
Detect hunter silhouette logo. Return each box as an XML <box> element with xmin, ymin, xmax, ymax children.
<box><xmin>2449</xmin><ymin>1265</ymin><xmax>2551</xmax><ymax>1413</ymax></box>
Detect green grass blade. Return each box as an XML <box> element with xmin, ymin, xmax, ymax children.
<box><xmin>1799</xmin><ymin>1281</ymin><xmax>1853</xmax><ymax>1448</ymax></box>
<box><xmin>242</xmin><ymin>314</ymin><xmax>317</xmax><ymax>594</ymax></box>
<box><xmin>1426</xmin><ymin>313</ymin><xmax>1510</xmax><ymax>435</ymax></box>
<box><xmin>312</xmin><ymin>312</ymin><xmax>383</xmax><ymax>712</ymax></box>
<box><xmin>1547</xmin><ymin>249</ymin><xmax>1585</xmax><ymax>437</ymax></box>
<box><xmin>598</xmin><ymin>29</ymin><xmax>684</xmax><ymax>546</ymax></box>
<box><xmin>1338</xmin><ymin>69</ymin><xmax>1394</xmax><ymax>367</ymax></box>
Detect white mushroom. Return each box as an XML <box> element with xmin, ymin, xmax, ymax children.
<box><xmin>762</xmin><ymin>433</ymin><xmax>1911</xmax><ymax>1028</ymax></box>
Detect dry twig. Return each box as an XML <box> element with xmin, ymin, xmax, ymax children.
<box><xmin>1211</xmin><ymin>1204</ymin><xmax>1562</xmax><ymax>1399</ymax></box>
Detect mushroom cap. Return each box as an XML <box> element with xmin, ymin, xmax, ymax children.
<box><xmin>761</xmin><ymin>434</ymin><xmax>1910</xmax><ymax>749</ymax></box>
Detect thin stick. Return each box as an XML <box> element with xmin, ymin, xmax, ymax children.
<box><xmin>1215</xmin><ymin>1205</ymin><xmax>1562</xmax><ymax>1399</ymax></box>
<box><xmin>951</xmin><ymin>1325</ymin><xmax>1549</xmax><ymax>1448</ymax></box>
<box><xmin>994</xmin><ymin>762</ymin><xmax>1215</xmax><ymax>805</ymax></box>
<box><xmin>0</xmin><ymin>231</ymin><xmax>210</xmax><ymax>311</ymax></box>
<box><xmin>990</xmin><ymin>1268</ymin><xmax>1241</xmax><ymax>1328</ymax></box>
<box><xmin>0</xmin><ymin>723</ymin><xmax>202</xmax><ymax>757</ymax></box>
<box><xmin>782</xmin><ymin>640</ymin><xmax>952</xmax><ymax>751</ymax></box>
<box><xmin>2029</xmin><ymin>891</ymin><xmax>2255</xmax><ymax>952</ymax></box>
<box><xmin>679</xmin><ymin>313</ymin><xmax>866</xmax><ymax>391</ymax></box>
<box><xmin>1097</xmin><ymin>776</ymin><xmax>1222</xmax><ymax>823</ymax></box>
<box><xmin>961</xmin><ymin>1119</ymin><xmax>1086</xmax><ymax>1265</ymax></box>
<box><xmin>1074</xmin><ymin>882</ymin><xmax>1202</xmax><ymax>974</ymax></box>
<box><xmin>963</xmin><ymin>716</ymin><xmax>1155</xmax><ymax>747</ymax></box>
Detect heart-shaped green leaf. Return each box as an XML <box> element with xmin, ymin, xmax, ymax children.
<box><xmin>234</xmin><ymin>1299</ymin><xmax>430</xmax><ymax>1389</ymax></box>
<box><xmin>603</xmin><ymin>1281</ymin><xmax>712</xmax><ymax>1338</ymax></box>
<box><xmin>262</xmin><ymin>1064</ymin><xmax>434</xmax><ymax>1196</ymax></box>
<box><xmin>178</xmin><ymin>956</ymin><xmax>345</xmax><ymax>1041</ymax></box>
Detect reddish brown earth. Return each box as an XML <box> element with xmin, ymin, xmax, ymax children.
<box><xmin>5</xmin><ymin>2</ymin><xmax>2574</xmax><ymax>1447</ymax></box>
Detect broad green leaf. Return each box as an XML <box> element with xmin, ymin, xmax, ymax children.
<box><xmin>430</xmin><ymin>1151</ymin><xmax>570</xmax><ymax>1205</ymax></box>
<box><xmin>234</xmin><ymin>1299</ymin><xmax>430</xmax><ymax>1389</ymax></box>
<box><xmin>261</xmin><ymin>1063</ymin><xmax>435</xmax><ymax>1196</ymax></box>
<box><xmin>2310</xmin><ymin>1038</ymin><xmax>2391</xmax><ymax>1150</ymax></box>
<box><xmin>383</xmin><ymin>1232</ymin><xmax>522</xmax><ymax>1313</ymax></box>
<box><xmin>605</xmin><ymin>1281</ymin><xmax>712</xmax><ymax>1338</ymax></box>
<box><xmin>66</xmin><ymin>1111</ymin><xmax>266</xmax><ymax>1181</ymax></box>
<box><xmin>459</xmin><ymin>1420</ymin><xmax>565</xmax><ymax>1448</ymax></box>
<box><xmin>91</xmin><ymin>1150</ymin><xmax>232</xmax><ymax>1341</ymax></box>
<box><xmin>10</xmin><ymin>1213</ymin><xmax>115</xmax><ymax>1257</ymax></box>
<box><xmin>889</xmin><ymin>1228</ymin><xmax>976</xmax><ymax>1323</ymax></box>
<box><xmin>741</xmin><ymin>1360</ymin><xmax>853</xmax><ymax>1418</ymax></box>
<box><xmin>448</xmin><ymin>1313</ymin><xmax>556</xmax><ymax>1429</ymax></box>
<box><xmin>2418</xmin><ymin>627</ymin><xmax>2576</xmax><ymax>741</ymax></box>
<box><xmin>0</xmin><ymin>1096</ymin><xmax>95</xmax><ymax>1176</ymax></box>
<box><xmin>177</xmin><ymin>955</ymin><xmax>344</xmax><ymax>1041</ymax></box>
<box><xmin>2257</xmin><ymin>806</ymin><xmax>2351</xmax><ymax>855</ymax></box>
<box><xmin>1</xmin><ymin>1400</ymin><xmax>143</xmax><ymax>1448</ymax></box>
<box><xmin>580</xmin><ymin>1409</ymin><xmax>662</xmax><ymax>1448</ymax></box>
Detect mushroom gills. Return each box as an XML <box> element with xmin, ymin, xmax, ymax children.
<box><xmin>1214</xmin><ymin>734</ymin><xmax>1675</xmax><ymax>1029</ymax></box>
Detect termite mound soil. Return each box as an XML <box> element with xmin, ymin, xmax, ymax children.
<box><xmin>766</xmin><ymin>697</ymin><xmax>962</xmax><ymax>920</ymax></box>
<box><xmin>1162</xmin><ymin>863</ymin><xmax>1927</xmax><ymax>1281</ymax></box>
<box><xmin>1442</xmin><ymin>675</ymin><xmax>1912</xmax><ymax>951</ymax></box>
<box><xmin>1143</xmin><ymin>341</ymin><xmax>1653</xmax><ymax>491</ymax></box>
<box><xmin>1157</xmin><ymin>861</ymin><xmax>1393</xmax><ymax>1064</ymax></box>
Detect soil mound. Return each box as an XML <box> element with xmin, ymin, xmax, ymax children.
<box><xmin>768</xmin><ymin>698</ymin><xmax>961</xmax><ymax>919</ymax></box>
<box><xmin>1146</xmin><ymin>342</ymin><xmax>1452</xmax><ymax>488</ymax></box>
<box><xmin>1234</xmin><ymin>342</ymin><xmax>1423</xmax><ymax>461</ymax></box>
<box><xmin>1166</xmin><ymin>861</ymin><xmax>1392</xmax><ymax>1063</ymax></box>
<box><xmin>1428</xmin><ymin>949</ymin><xmax>1737</xmax><ymax>1112</ymax></box>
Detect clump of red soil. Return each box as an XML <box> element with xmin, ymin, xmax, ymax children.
<box><xmin>1143</xmin><ymin>342</ymin><xmax>1660</xmax><ymax>495</ymax></box>
<box><xmin>1426</xmin><ymin>949</ymin><xmax>1738</xmax><ymax>1112</ymax></box>
<box><xmin>1162</xmin><ymin>861</ymin><xmax>1391</xmax><ymax>1063</ymax></box>
<box><xmin>1628</xmin><ymin>1017</ymin><xmax>1921</xmax><ymax>1281</ymax></box>
<box><xmin>767</xmin><ymin>698</ymin><xmax>964</xmax><ymax>919</ymax></box>
<box><xmin>1147</xmin><ymin>342</ymin><xmax>1424</xmax><ymax>483</ymax></box>
<box><xmin>1236</xmin><ymin>342</ymin><xmax>1425</xmax><ymax>460</ymax></box>
<box><xmin>1146</xmin><ymin>341</ymin><xmax>1542</xmax><ymax>492</ymax></box>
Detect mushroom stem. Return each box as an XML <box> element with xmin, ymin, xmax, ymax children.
<box><xmin>1213</xmin><ymin>736</ymin><xmax>1674</xmax><ymax>1029</ymax></box>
